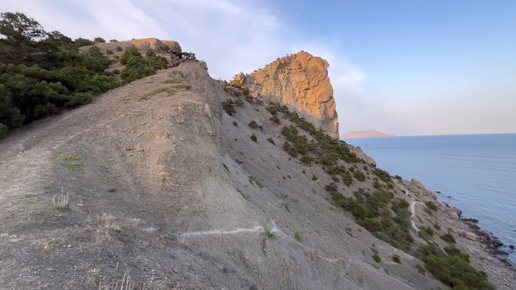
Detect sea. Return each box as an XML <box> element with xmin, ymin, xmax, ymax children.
<box><xmin>345</xmin><ymin>133</ymin><xmax>516</xmax><ymax>267</ymax></box>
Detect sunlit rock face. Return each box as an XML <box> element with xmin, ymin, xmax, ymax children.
<box><xmin>240</xmin><ymin>51</ymin><xmax>339</xmax><ymax>138</ymax></box>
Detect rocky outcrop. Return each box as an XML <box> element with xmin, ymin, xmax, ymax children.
<box><xmin>130</xmin><ymin>38</ymin><xmax>182</xmax><ymax>56</ymax></box>
<box><xmin>81</xmin><ymin>38</ymin><xmax>182</xmax><ymax>58</ymax></box>
<box><xmin>237</xmin><ymin>51</ymin><xmax>339</xmax><ymax>138</ymax></box>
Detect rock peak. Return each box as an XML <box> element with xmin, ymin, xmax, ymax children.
<box><xmin>237</xmin><ymin>51</ymin><xmax>339</xmax><ymax>137</ymax></box>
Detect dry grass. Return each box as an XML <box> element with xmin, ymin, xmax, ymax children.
<box><xmin>138</xmin><ymin>82</ymin><xmax>190</xmax><ymax>100</ymax></box>
<box><xmin>53</xmin><ymin>188</ymin><xmax>69</xmax><ymax>209</ymax></box>
<box><xmin>95</xmin><ymin>213</ymin><xmax>116</xmax><ymax>254</ymax></box>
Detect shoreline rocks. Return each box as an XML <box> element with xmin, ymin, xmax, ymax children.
<box><xmin>460</xmin><ymin>216</ymin><xmax>515</xmax><ymax>269</ymax></box>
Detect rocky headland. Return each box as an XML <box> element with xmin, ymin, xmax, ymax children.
<box><xmin>341</xmin><ymin>130</ymin><xmax>395</xmax><ymax>138</ymax></box>
<box><xmin>233</xmin><ymin>51</ymin><xmax>339</xmax><ymax>138</ymax></box>
<box><xmin>0</xmin><ymin>38</ymin><xmax>514</xmax><ymax>289</ymax></box>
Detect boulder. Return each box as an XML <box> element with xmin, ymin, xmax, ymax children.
<box><xmin>492</xmin><ymin>239</ymin><xmax>504</xmax><ymax>248</ymax></box>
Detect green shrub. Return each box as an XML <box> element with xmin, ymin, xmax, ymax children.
<box><xmin>391</xmin><ymin>198</ymin><xmax>410</xmax><ymax>217</ymax></box>
<box><xmin>145</xmin><ymin>49</ymin><xmax>156</xmax><ymax>57</ymax></box>
<box><xmin>248</xmin><ymin>176</ymin><xmax>263</xmax><ymax>188</ymax></box>
<box><xmin>120</xmin><ymin>46</ymin><xmax>142</xmax><ymax>65</ymax></box>
<box><xmin>358</xmin><ymin>218</ymin><xmax>382</xmax><ymax>232</ymax></box>
<box><xmin>232</xmin><ymin>121</ymin><xmax>238</xmax><ymax>127</ymax></box>
<box><xmin>267</xmin><ymin>137</ymin><xmax>275</xmax><ymax>145</ymax></box>
<box><xmin>311</xmin><ymin>174</ymin><xmax>318</xmax><ymax>181</ymax></box>
<box><xmin>222</xmin><ymin>100</ymin><xmax>236</xmax><ymax>115</ymax></box>
<box><xmin>372</xmin><ymin>252</ymin><xmax>381</xmax><ymax>263</ymax></box>
<box><xmin>248</xmin><ymin>120</ymin><xmax>258</xmax><ymax>129</ymax></box>
<box><xmin>425</xmin><ymin>201</ymin><xmax>438</xmax><ymax>211</ymax></box>
<box><xmin>352</xmin><ymin>205</ymin><xmax>367</xmax><ymax>219</ymax></box>
<box><xmin>332</xmin><ymin>186</ymin><xmax>413</xmax><ymax>251</ymax></box>
<box><xmin>373</xmin><ymin>168</ymin><xmax>392</xmax><ymax>183</ymax></box>
<box><xmin>106</xmin><ymin>49</ymin><xmax>113</xmax><ymax>55</ymax></box>
<box><xmin>269</xmin><ymin>114</ymin><xmax>280</xmax><ymax>124</ymax></box>
<box><xmin>115</xmin><ymin>46</ymin><xmax>123</xmax><ymax>52</ymax></box>
<box><xmin>392</xmin><ymin>255</ymin><xmax>401</xmax><ymax>264</ymax></box>
<box><xmin>250</xmin><ymin>133</ymin><xmax>257</xmax><ymax>142</ymax></box>
<box><xmin>353</xmin><ymin>170</ymin><xmax>366</xmax><ymax>182</ymax></box>
<box><xmin>266</xmin><ymin>105</ymin><xmax>279</xmax><ymax>115</ymax></box>
<box><xmin>415</xmin><ymin>264</ymin><xmax>426</xmax><ymax>275</ymax></box>
<box><xmin>0</xmin><ymin>123</ymin><xmax>7</xmax><ymax>139</ymax></box>
<box><xmin>342</xmin><ymin>171</ymin><xmax>353</xmax><ymax>186</ymax></box>
<box><xmin>0</xmin><ymin>16</ymin><xmax>120</xmax><ymax>128</ymax></box>
<box><xmin>440</xmin><ymin>233</ymin><xmax>456</xmax><ymax>244</ymax></box>
<box><xmin>294</xmin><ymin>232</ymin><xmax>303</xmax><ymax>243</ymax></box>
<box><xmin>93</xmin><ymin>37</ymin><xmax>105</xmax><ymax>43</ymax></box>
<box><xmin>283</xmin><ymin>142</ymin><xmax>298</xmax><ymax>157</ymax></box>
<box><xmin>120</xmin><ymin>59</ymin><xmax>154</xmax><ymax>82</ymax></box>
<box><xmin>326</xmin><ymin>165</ymin><xmax>346</xmax><ymax>175</ymax></box>
<box><xmin>300</xmin><ymin>155</ymin><xmax>314</xmax><ymax>165</ymax></box>
<box><xmin>420</xmin><ymin>226</ymin><xmax>434</xmax><ymax>238</ymax></box>
<box><xmin>417</xmin><ymin>244</ymin><xmax>494</xmax><ymax>289</ymax></box>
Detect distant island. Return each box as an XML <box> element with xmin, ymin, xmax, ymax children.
<box><xmin>340</xmin><ymin>130</ymin><xmax>395</xmax><ymax>138</ymax></box>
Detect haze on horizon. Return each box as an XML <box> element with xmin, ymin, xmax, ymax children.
<box><xmin>3</xmin><ymin>0</ymin><xmax>516</xmax><ymax>136</ymax></box>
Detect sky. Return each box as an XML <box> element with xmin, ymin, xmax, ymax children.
<box><xmin>2</xmin><ymin>0</ymin><xmax>516</xmax><ymax>136</ymax></box>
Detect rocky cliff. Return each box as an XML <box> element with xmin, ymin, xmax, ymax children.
<box><xmin>235</xmin><ymin>51</ymin><xmax>339</xmax><ymax>138</ymax></box>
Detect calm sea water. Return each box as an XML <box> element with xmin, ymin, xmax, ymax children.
<box><xmin>345</xmin><ymin>134</ymin><xmax>516</xmax><ymax>266</ymax></box>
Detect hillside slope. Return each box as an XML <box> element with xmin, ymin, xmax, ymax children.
<box><xmin>0</xmin><ymin>54</ymin><xmax>514</xmax><ymax>289</ymax></box>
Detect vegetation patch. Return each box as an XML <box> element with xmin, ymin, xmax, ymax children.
<box><xmin>419</xmin><ymin>226</ymin><xmax>434</xmax><ymax>240</ymax></box>
<box><xmin>425</xmin><ymin>201</ymin><xmax>438</xmax><ymax>211</ymax></box>
<box><xmin>294</xmin><ymin>231</ymin><xmax>303</xmax><ymax>243</ymax></box>
<box><xmin>119</xmin><ymin>47</ymin><xmax>168</xmax><ymax>83</ymax></box>
<box><xmin>326</xmin><ymin>185</ymin><xmax>413</xmax><ymax>251</ymax></box>
<box><xmin>248</xmin><ymin>120</ymin><xmax>258</xmax><ymax>129</ymax></box>
<box><xmin>440</xmin><ymin>232</ymin><xmax>456</xmax><ymax>244</ymax></box>
<box><xmin>280</xmin><ymin>202</ymin><xmax>290</xmax><ymax>213</ymax></box>
<box><xmin>57</xmin><ymin>153</ymin><xmax>86</xmax><ymax>171</ymax></box>
<box><xmin>248</xmin><ymin>176</ymin><xmax>264</xmax><ymax>188</ymax></box>
<box><xmin>262</xmin><ymin>228</ymin><xmax>276</xmax><ymax>255</ymax></box>
<box><xmin>417</xmin><ymin>244</ymin><xmax>495</xmax><ymax>290</ymax></box>
<box><xmin>372</xmin><ymin>252</ymin><xmax>381</xmax><ymax>263</ymax></box>
<box><xmin>222</xmin><ymin>100</ymin><xmax>237</xmax><ymax>115</ymax></box>
<box><xmin>53</xmin><ymin>188</ymin><xmax>69</xmax><ymax>209</ymax></box>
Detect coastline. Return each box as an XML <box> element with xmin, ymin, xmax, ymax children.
<box><xmin>459</xmin><ymin>215</ymin><xmax>516</xmax><ymax>269</ymax></box>
<box><xmin>346</xmin><ymin>134</ymin><xmax>516</xmax><ymax>276</ymax></box>
<box><xmin>399</xmin><ymin>177</ymin><xmax>516</xmax><ymax>288</ymax></box>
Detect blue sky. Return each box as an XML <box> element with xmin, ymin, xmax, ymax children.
<box><xmin>2</xmin><ymin>0</ymin><xmax>516</xmax><ymax>136</ymax></box>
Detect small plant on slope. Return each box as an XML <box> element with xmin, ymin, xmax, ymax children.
<box><xmin>53</xmin><ymin>188</ymin><xmax>69</xmax><ymax>209</ymax></box>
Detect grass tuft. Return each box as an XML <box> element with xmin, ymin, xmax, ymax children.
<box><xmin>53</xmin><ymin>188</ymin><xmax>69</xmax><ymax>209</ymax></box>
<box><xmin>57</xmin><ymin>153</ymin><xmax>85</xmax><ymax>171</ymax></box>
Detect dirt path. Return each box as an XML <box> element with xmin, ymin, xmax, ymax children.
<box><xmin>396</xmin><ymin>182</ymin><xmax>419</xmax><ymax>232</ymax></box>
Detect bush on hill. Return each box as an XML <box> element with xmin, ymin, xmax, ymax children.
<box><xmin>0</xmin><ymin>12</ymin><xmax>176</xmax><ymax>139</ymax></box>
<box><xmin>0</xmin><ymin>12</ymin><xmax>120</xmax><ymax>138</ymax></box>
<box><xmin>417</xmin><ymin>244</ymin><xmax>495</xmax><ymax>290</ymax></box>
